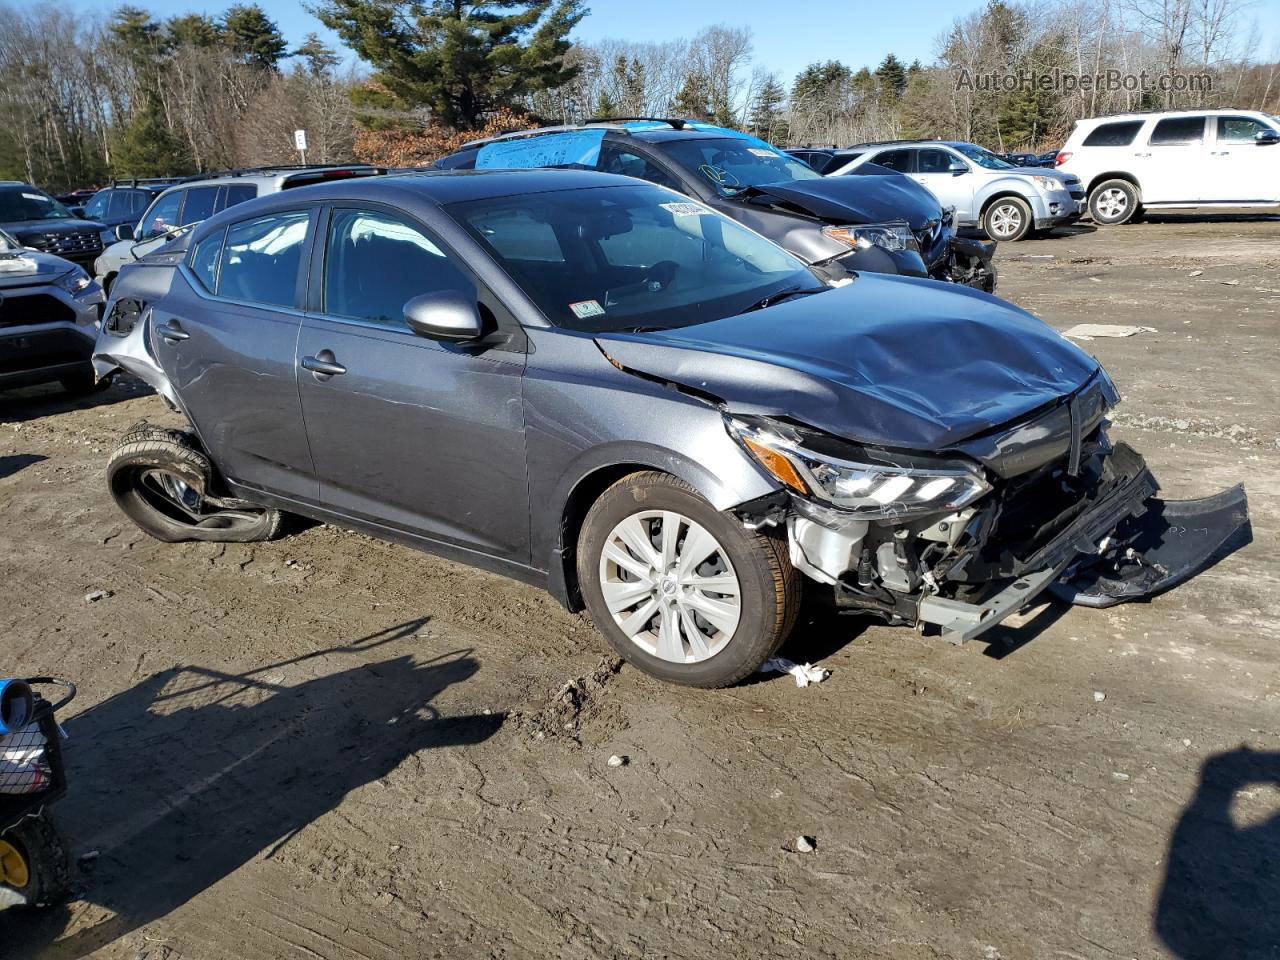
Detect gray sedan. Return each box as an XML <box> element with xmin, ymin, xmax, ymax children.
<box><xmin>93</xmin><ymin>171</ymin><xmax>1246</xmax><ymax>687</ymax></box>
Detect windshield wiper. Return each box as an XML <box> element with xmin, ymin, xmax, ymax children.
<box><xmin>739</xmin><ymin>286</ymin><xmax>826</xmax><ymax>314</ymax></box>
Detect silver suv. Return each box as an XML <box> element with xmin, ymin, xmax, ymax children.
<box><xmin>828</xmin><ymin>141</ymin><xmax>1085</xmax><ymax>241</ymax></box>
<box><xmin>94</xmin><ymin>165</ymin><xmax>385</xmax><ymax>293</ymax></box>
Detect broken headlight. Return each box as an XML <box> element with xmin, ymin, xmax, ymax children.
<box><xmin>822</xmin><ymin>222</ymin><xmax>919</xmax><ymax>254</ymax></box>
<box><xmin>726</xmin><ymin>415</ymin><xmax>992</xmax><ymax>520</ymax></box>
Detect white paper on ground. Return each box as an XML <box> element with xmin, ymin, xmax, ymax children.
<box><xmin>1062</xmin><ymin>323</ymin><xmax>1157</xmax><ymax>340</ymax></box>
<box><xmin>760</xmin><ymin>656</ymin><xmax>830</xmax><ymax>687</ymax></box>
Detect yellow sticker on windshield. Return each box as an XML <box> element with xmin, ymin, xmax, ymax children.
<box><xmin>660</xmin><ymin>202</ymin><xmax>708</xmax><ymax>217</ymax></box>
<box><xmin>569</xmin><ymin>299</ymin><xmax>606</xmax><ymax>319</ymax></box>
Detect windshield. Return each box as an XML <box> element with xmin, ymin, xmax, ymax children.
<box><xmin>0</xmin><ymin>187</ymin><xmax>74</xmax><ymax>222</ymax></box>
<box><xmin>951</xmin><ymin>143</ymin><xmax>1017</xmax><ymax>170</ymax></box>
<box><xmin>448</xmin><ymin>183</ymin><xmax>823</xmax><ymax>333</ymax></box>
<box><xmin>0</xmin><ymin>229</ymin><xmax>19</xmax><ymax>253</ymax></box>
<box><xmin>661</xmin><ymin>138</ymin><xmax>824</xmax><ymax>197</ymax></box>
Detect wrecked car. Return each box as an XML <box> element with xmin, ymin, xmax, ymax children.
<box><xmin>93</xmin><ymin>171</ymin><xmax>1248</xmax><ymax>688</ymax></box>
<box><xmin>436</xmin><ymin>118</ymin><xmax>997</xmax><ymax>292</ymax></box>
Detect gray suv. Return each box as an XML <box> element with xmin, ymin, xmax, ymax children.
<box><xmin>94</xmin><ymin>171</ymin><xmax>1246</xmax><ymax>687</ymax></box>
<box><xmin>829</xmin><ymin>141</ymin><xmax>1086</xmax><ymax>241</ymax></box>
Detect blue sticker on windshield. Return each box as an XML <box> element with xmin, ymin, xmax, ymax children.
<box><xmin>475</xmin><ymin>129</ymin><xmax>606</xmax><ymax>170</ymax></box>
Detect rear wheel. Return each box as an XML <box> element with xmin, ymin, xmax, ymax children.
<box><xmin>982</xmin><ymin>196</ymin><xmax>1033</xmax><ymax>242</ymax></box>
<box><xmin>0</xmin><ymin>812</ymin><xmax>72</xmax><ymax>908</ymax></box>
<box><xmin>1089</xmin><ymin>179</ymin><xmax>1139</xmax><ymax>225</ymax></box>
<box><xmin>577</xmin><ymin>472</ymin><xmax>799</xmax><ymax>688</ymax></box>
<box><xmin>106</xmin><ymin>422</ymin><xmax>283</xmax><ymax>543</ymax></box>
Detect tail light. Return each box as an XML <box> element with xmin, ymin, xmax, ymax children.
<box><xmin>1054</xmin><ymin>151</ymin><xmax>1071</xmax><ymax>167</ymax></box>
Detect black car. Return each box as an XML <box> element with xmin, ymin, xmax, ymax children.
<box><xmin>79</xmin><ymin>182</ymin><xmax>169</xmax><ymax>246</ymax></box>
<box><xmin>0</xmin><ymin>182</ymin><xmax>104</xmax><ymax>269</ymax></box>
<box><xmin>439</xmin><ymin>119</ymin><xmax>995</xmax><ymax>291</ymax></box>
<box><xmin>785</xmin><ymin>147</ymin><xmax>870</xmax><ymax>174</ymax></box>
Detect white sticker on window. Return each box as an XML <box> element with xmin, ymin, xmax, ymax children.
<box><xmin>569</xmin><ymin>299</ymin><xmax>606</xmax><ymax>319</ymax></box>
<box><xmin>660</xmin><ymin>202</ymin><xmax>708</xmax><ymax>217</ymax></box>
<box><xmin>747</xmin><ymin>148</ymin><xmax>777</xmax><ymax>158</ymax></box>
<box><xmin>22</xmin><ymin>193</ymin><xmax>44</xmax><ymax>201</ymax></box>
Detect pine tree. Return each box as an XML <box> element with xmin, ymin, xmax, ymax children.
<box><xmin>295</xmin><ymin>33</ymin><xmax>342</xmax><ymax>79</ymax></box>
<box><xmin>749</xmin><ymin>75</ymin><xmax>788</xmax><ymax>143</ymax></box>
<box><xmin>112</xmin><ymin>90</ymin><xmax>191</xmax><ymax>177</ymax></box>
<box><xmin>875</xmin><ymin>54</ymin><xmax>907</xmax><ymax>102</ymax></box>
<box><xmin>222</xmin><ymin>4</ymin><xmax>288</xmax><ymax>71</ymax></box>
<box><xmin>674</xmin><ymin>73</ymin><xmax>711</xmax><ymax>121</ymax></box>
<box><xmin>167</xmin><ymin>14</ymin><xmax>222</xmax><ymax>48</ymax></box>
<box><xmin>314</xmin><ymin>0</ymin><xmax>585</xmax><ymax>130</ymax></box>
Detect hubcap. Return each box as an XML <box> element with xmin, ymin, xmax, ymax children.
<box><xmin>0</xmin><ymin>838</ymin><xmax>29</xmax><ymax>889</ymax></box>
<box><xmin>598</xmin><ymin>510</ymin><xmax>742</xmax><ymax>664</ymax></box>
<box><xmin>1096</xmin><ymin>188</ymin><xmax>1129</xmax><ymax>220</ymax></box>
<box><xmin>990</xmin><ymin>203</ymin><xmax>1023</xmax><ymax>238</ymax></box>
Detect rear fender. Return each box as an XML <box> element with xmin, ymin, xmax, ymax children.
<box><xmin>92</xmin><ymin>297</ymin><xmax>179</xmax><ymax>409</ymax></box>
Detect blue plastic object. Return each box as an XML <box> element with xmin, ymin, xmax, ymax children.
<box><xmin>475</xmin><ymin>129</ymin><xmax>607</xmax><ymax>170</ymax></box>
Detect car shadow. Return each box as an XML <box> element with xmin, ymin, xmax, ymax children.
<box><xmin>0</xmin><ymin>376</ymin><xmax>152</xmax><ymax>426</ymax></box>
<box><xmin>1154</xmin><ymin>747</ymin><xmax>1280</xmax><ymax>959</ymax></box>
<box><xmin>0</xmin><ymin>618</ymin><xmax>502</xmax><ymax>958</ymax></box>
<box><xmin>0</xmin><ymin>453</ymin><xmax>46</xmax><ymax>480</ymax></box>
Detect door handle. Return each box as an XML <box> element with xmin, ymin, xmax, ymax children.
<box><xmin>300</xmin><ymin>351</ymin><xmax>346</xmax><ymax>377</ymax></box>
<box><xmin>1133</xmin><ymin>152</ymin><xmax>1151</xmax><ymax>158</ymax></box>
<box><xmin>156</xmin><ymin>320</ymin><xmax>189</xmax><ymax>342</ymax></box>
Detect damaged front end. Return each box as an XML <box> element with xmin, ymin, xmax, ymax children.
<box><xmin>725</xmin><ymin>396</ymin><xmax>1249</xmax><ymax>644</ymax></box>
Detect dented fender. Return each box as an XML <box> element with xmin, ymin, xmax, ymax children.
<box><xmin>92</xmin><ymin>297</ymin><xmax>180</xmax><ymax>409</ymax></box>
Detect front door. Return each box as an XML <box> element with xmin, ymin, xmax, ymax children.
<box><xmin>296</xmin><ymin>205</ymin><xmax>531</xmax><ymax>563</ymax></box>
<box><xmin>914</xmin><ymin>148</ymin><xmax>976</xmax><ymax>221</ymax></box>
<box><xmin>1203</xmin><ymin>115</ymin><xmax>1280</xmax><ymax>203</ymax></box>
<box><xmin>153</xmin><ymin>209</ymin><xmax>317</xmax><ymax>502</ymax></box>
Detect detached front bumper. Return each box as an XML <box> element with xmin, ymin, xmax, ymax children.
<box><xmin>914</xmin><ymin>443</ymin><xmax>1250</xmax><ymax>642</ymax></box>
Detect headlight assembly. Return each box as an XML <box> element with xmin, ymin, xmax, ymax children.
<box><xmin>55</xmin><ymin>268</ymin><xmax>92</xmax><ymax>295</ymax></box>
<box><xmin>823</xmin><ymin>222</ymin><xmax>919</xmax><ymax>254</ymax></box>
<box><xmin>1031</xmin><ymin>175</ymin><xmax>1063</xmax><ymax>192</ymax></box>
<box><xmin>726</xmin><ymin>415</ymin><xmax>992</xmax><ymax>520</ymax></box>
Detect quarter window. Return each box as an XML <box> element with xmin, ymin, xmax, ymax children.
<box><xmin>189</xmin><ymin>229</ymin><xmax>224</xmax><ymax>292</ymax></box>
<box><xmin>1083</xmin><ymin>120</ymin><xmax>1144</xmax><ymax>146</ymax></box>
<box><xmin>323</xmin><ymin>209</ymin><xmax>474</xmax><ymax>329</ymax></box>
<box><xmin>1150</xmin><ymin>116</ymin><xmax>1207</xmax><ymax>145</ymax></box>
<box><xmin>598</xmin><ymin>145</ymin><xmax>683</xmax><ymax>191</ymax></box>
<box><xmin>870</xmin><ymin>149</ymin><xmax>915</xmax><ymax>173</ymax></box>
<box><xmin>140</xmin><ymin>191</ymin><xmax>183</xmax><ymax>239</ymax></box>
<box><xmin>217</xmin><ymin>211</ymin><xmax>309</xmax><ymax>307</ymax></box>
<box><xmin>220</xmin><ymin>184</ymin><xmax>257</xmax><ymax>211</ymax></box>
<box><xmin>1217</xmin><ymin>116</ymin><xmax>1272</xmax><ymax>142</ymax></box>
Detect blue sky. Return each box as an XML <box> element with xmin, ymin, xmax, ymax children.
<box><xmin>75</xmin><ymin>0</ymin><xmax>1280</xmax><ymax>82</ymax></box>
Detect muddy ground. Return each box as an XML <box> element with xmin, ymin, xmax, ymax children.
<box><xmin>1</xmin><ymin>215</ymin><xmax>1278</xmax><ymax>960</ymax></box>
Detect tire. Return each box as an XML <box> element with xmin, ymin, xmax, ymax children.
<box><xmin>576</xmin><ymin>471</ymin><xmax>800</xmax><ymax>688</ymax></box>
<box><xmin>1089</xmin><ymin>179</ymin><xmax>1140</xmax><ymax>225</ymax></box>
<box><xmin>106</xmin><ymin>421</ymin><xmax>283</xmax><ymax>543</ymax></box>
<box><xmin>59</xmin><ymin>370</ymin><xmax>111</xmax><ymax>396</ymax></box>
<box><xmin>0</xmin><ymin>811</ymin><xmax>72</xmax><ymax>908</ymax></box>
<box><xmin>982</xmin><ymin>196</ymin><xmax>1033</xmax><ymax>242</ymax></box>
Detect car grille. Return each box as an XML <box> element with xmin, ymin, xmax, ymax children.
<box><xmin>24</xmin><ymin>231</ymin><xmax>103</xmax><ymax>260</ymax></box>
<box><xmin>0</xmin><ymin>293</ymin><xmax>76</xmax><ymax>329</ymax></box>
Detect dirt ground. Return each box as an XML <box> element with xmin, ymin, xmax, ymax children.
<box><xmin>1</xmin><ymin>214</ymin><xmax>1278</xmax><ymax>960</ymax></box>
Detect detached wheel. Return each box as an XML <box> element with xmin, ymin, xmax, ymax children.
<box><xmin>0</xmin><ymin>812</ymin><xmax>71</xmax><ymax>908</ymax></box>
<box><xmin>577</xmin><ymin>471</ymin><xmax>800</xmax><ymax>688</ymax></box>
<box><xmin>1089</xmin><ymin>179</ymin><xmax>1139</xmax><ymax>225</ymax></box>
<box><xmin>982</xmin><ymin>196</ymin><xmax>1033</xmax><ymax>241</ymax></box>
<box><xmin>106</xmin><ymin>422</ymin><xmax>283</xmax><ymax>543</ymax></box>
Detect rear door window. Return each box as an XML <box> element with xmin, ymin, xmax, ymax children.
<box><xmin>1216</xmin><ymin>116</ymin><xmax>1273</xmax><ymax>142</ymax></box>
<box><xmin>217</xmin><ymin>211</ymin><xmax>309</xmax><ymax>308</ymax></box>
<box><xmin>870</xmin><ymin>149</ymin><xmax>915</xmax><ymax>173</ymax></box>
<box><xmin>220</xmin><ymin>184</ymin><xmax>257</xmax><ymax>212</ymax></box>
<box><xmin>1150</xmin><ymin>116</ymin><xmax>1207</xmax><ymax>145</ymax></box>
<box><xmin>1083</xmin><ymin>121</ymin><xmax>1144</xmax><ymax>146</ymax></box>
<box><xmin>189</xmin><ymin>229</ymin><xmax>224</xmax><ymax>292</ymax></box>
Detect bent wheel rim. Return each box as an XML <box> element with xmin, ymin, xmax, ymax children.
<box><xmin>0</xmin><ymin>838</ymin><xmax>29</xmax><ymax>890</ymax></box>
<box><xmin>598</xmin><ymin>510</ymin><xmax>742</xmax><ymax>664</ymax></box>
<box><xmin>134</xmin><ymin>468</ymin><xmax>265</xmax><ymax>533</ymax></box>
<box><xmin>1096</xmin><ymin>188</ymin><xmax>1129</xmax><ymax>220</ymax></box>
<box><xmin>989</xmin><ymin>203</ymin><xmax>1024</xmax><ymax>238</ymax></box>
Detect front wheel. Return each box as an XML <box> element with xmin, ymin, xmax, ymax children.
<box><xmin>982</xmin><ymin>196</ymin><xmax>1033</xmax><ymax>242</ymax></box>
<box><xmin>1089</xmin><ymin>179</ymin><xmax>1140</xmax><ymax>225</ymax></box>
<box><xmin>106</xmin><ymin>422</ymin><xmax>283</xmax><ymax>543</ymax></box>
<box><xmin>0</xmin><ymin>812</ymin><xmax>72</xmax><ymax>907</ymax></box>
<box><xmin>577</xmin><ymin>472</ymin><xmax>800</xmax><ymax>688</ymax></box>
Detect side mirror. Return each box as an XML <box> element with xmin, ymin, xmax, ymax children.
<box><xmin>114</xmin><ymin>223</ymin><xmax>135</xmax><ymax>241</ymax></box>
<box><xmin>1255</xmin><ymin>129</ymin><xmax>1279</xmax><ymax>145</ymax></box>
<box><xmin>70</xmin><ymin>206</ymin><xmax>85</xmax><ymax>218</ymax></box>
<box><xmin>404</xmin><ymin>290</ymin><xmax>484</xmax><ymax>341</ymax></box>
<box><xmin>948</xmin><ymin>160</ymin><xmax>968</xmax><ymax>176</ymax></box>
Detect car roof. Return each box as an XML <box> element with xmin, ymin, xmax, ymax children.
<box><xmin>148</xmin><ymin>164</ymin><xmax>386</xmax><ymax>199</ymax></box>
<box><xmin>1078</xmin><ymin>108</ymin><xmax>1267</xmax><ymax>124</ymax></box>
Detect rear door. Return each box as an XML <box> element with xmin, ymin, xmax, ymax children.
<box><xmin>914</xmin><ymin>147</ymin><xmax>976</xmax><ymax>220</ymax></box>
<box><xmin>1142</xmin><ymin>116</ymin><xmax>1209</xmax><ymax>203</ymax></box>
<box><xmin>1204</xmin><ymin>115</ymin><xmax>1279</xmax><ymax>202</ymax></box>
<box><xmin>153</xmin><ymin>209</ymin><xmax>318</xmax><ymax>503</ymax></box>
<box><xmin>296</xmin><ymin>203</ymin><xmax>530</xmax><ymax>561</ymax></box>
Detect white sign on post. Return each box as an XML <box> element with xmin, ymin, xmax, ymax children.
<box><xmin>294</xmin><ymin>129</ymin><xmax>308</xmax><ymax>152</ymax></box>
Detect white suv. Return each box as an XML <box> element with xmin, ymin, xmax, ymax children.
<box><xmin>1058</xmin><ymin>109</ymin><xmax>1280</xmax><ymax>225</ymax></box>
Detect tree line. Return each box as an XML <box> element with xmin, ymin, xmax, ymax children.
<box><xmin>1</xmin><ymin>0</ymin><xmax>1276</xmax><ymax>190</ymax></box>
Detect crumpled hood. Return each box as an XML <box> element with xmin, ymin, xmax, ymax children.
<box><xmin>0</xmin><ymin>251</ymin><xmax>76</xmax><ymax>288</ymax></box>
<box><xmin>595</xmin><ymin>275</ymin><xmax>1102</xmax><ymax>450</ymax></box>
<box><xmin>732</xmin><ymin>172</ymin><xmax>942</xmax><ymax>230</ymax></box>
